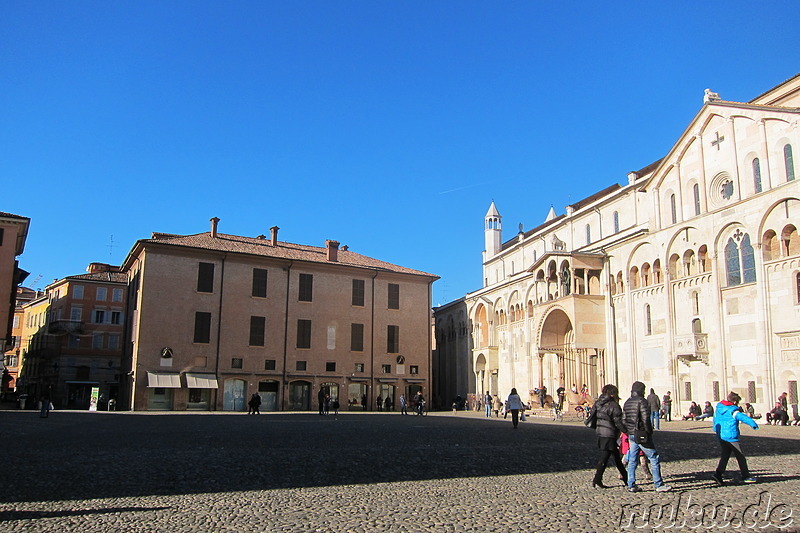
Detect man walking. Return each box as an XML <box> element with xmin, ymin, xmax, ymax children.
<box><xmin>623</xmin><ymin>381</ymin><xmax>672</xmax><ymax>492</ymax></box>
<box><xmin>662</xmin><ymin>391</ymin><xmax>673</xmax><ymax>422</ymax></box>
<box><xmin>712</xmin><ymin>391</ymin><xmax>759</xmax><ymax>485</ymax></box>
<box><xmin>484</xmin><ymin>391</ymin><xmax>493</xmax><ymax>418</ymax></box>
<box><xmin>647</xmin><ymin>388</ymin><xmax>661</xmax><ymax>430</ymax></box>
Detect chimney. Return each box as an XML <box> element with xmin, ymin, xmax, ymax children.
<box><xmin>270</xmin><ymin>226</ymin><xmax>280</xmax><ymax>246</ymax></box>
<box><xmin>210</xmin><ymin>217</ymin><xmax>220</xmax><ymax>238</ymax></box>
<box><xmin>326</xmin><ymin>240</ymin><xmax>340</xmax><ymax>262</ymax></box>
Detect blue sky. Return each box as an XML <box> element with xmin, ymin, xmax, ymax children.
<box><xmin>3</xmin><ymin>2</ymin><xmax>799</xmax><ymax>305</ymax></box>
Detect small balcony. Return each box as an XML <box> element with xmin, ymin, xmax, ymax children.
<box><xmin>49</xmin><ymin>320</ymin><xmax>85</xmax><ymax>335</ymax></box>
<box><xmin>674</xmin><ymin>333</ymin><xmax>709</xmax><ymax>365</ymax></box>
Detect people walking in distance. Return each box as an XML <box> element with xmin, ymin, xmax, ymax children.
<box><xmin>324</xmin><ymin>393</ymin><xmax>331</xmax><ymax>415</ymax></box>
<box><xmin>539</xmin><ymin>385</ymin><xmax>547</xmax><ymax>408</ymax></box>
<box><xmin>318</xmin><ymin>388</ymin><xmax>326</xmax><ymax>416</ymax></box>
<box><xmin>556</xmin><ymin>386</ymin><xmax>566</xmax><ymax>411</ymax></box>
<box><xmin>415</xmin><ymin>390</ymin><xmax>425</xmax><ymax>416</ymax></box>
<box><xmin>484</xmin><ymin>391</ymin><xmax>493</xmax><ymax>418</ymax></box>
<box><xmin>248</xmin><ymin>392</ymin><xmax>261</xmax><ymax>415</ymax></box>
<box><xmin>376</xmin><ymin>395</ymin><xmax>382</xmax><ymax>412</ymax></box>
<box><xmin>331</xmin><ymin>397</ymin><xmax>340</xmax><ymax>415</ymax></box>
<box><xmin>506</xmin><ymin>388</ymin><xmax>525</xmax><ymax>429</ymax></box>
<box><xmin>696</xmin><ymin>401</ymin><xmax>714</xmax><ymax>421</ymax></box>
<box><xmin>712</xmin><ymin>391</ymin><xmax>759</xmax><ymax>485</ymax></box>
<box><xmin>591</xmin><ymin>384</ymin><xmax>628</xmax><ymax>488</ymax></box>
<box><xmin>662</xmin><ymin>391</ymin><xmax>672</xmax><ymax>421</ymax></box>
<box><xmin>647</xmin><ymin>388</ymin><xmax>661</xmax><ymax>430</ymax></box>
<box><xmin>361</xmin><ymin>394</ymin><xmax>367</xmax><ymax>411</ymax></box>
<box><xmin>493</xmin><ymin>395</ymin><xmax>502</xmax><ymax>417</ymax></box>
<box><xmin>623</xmin><ymin>381</ymin><xmax>672</xmax><ymax>492</ymax></box>
<box><xmin>39</xmin><ymin>392</ymin><xmax>51</xmax><ymax>418</ymax></box>
<box><xmin>399</xmin><ymin>394</ymin><xmax>408</xmax><ymax>415</ymax></box>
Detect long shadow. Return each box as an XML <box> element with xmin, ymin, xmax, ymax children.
<box><xmin>0</xmin><ymin>507</ymin><xmax>171</xmax><ymax>521</ymax></box>
<box><xmin>0</xmin><ymin>412</ymin><xmax>797</xmax><ymax>503</ymax></box>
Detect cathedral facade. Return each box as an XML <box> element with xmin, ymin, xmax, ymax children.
<box><xmin>442</xmin><ymin>74</ymin><xmax>800</xmax><ymax>418</ymax></box>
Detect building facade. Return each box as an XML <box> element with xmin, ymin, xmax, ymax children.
<box><xmin>121</xmin><ymin>220</ymin><xmax>437</xmax><ymax>411</ymax></box>
<box><xmin>18</xmin><ymin>264</ymin><xmax>127</xmax><ymax>408</ymax></box>
<box><xmin>437</xmin><ymin>74</ymin><xmax>800</xmax><ymax>418</ymax></box>
<box><xmin>0</xmin><ymin>212</ymin><xmax>30</xmax><ymax>361</ymax></box>
<box><xmin>2</xmin><ymin>286</ymin><xmax>36</xmax><ymax>396</ymax></box>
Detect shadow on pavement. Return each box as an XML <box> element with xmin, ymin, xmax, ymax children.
<box><xmin>0</xmin><ymin>412</ymin><xmax>796</xmax><ymax>503</ymax></box>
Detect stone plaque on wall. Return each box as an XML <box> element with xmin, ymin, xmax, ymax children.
<box><xmin>778</xmin><ymin>332</ymin><xmax>800</xmax><ymax>363</ymax></box>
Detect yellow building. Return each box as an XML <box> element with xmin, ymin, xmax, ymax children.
<box><xmin>121</xmin><ymin>219</ymin><xmax>438</xmax><ymax>411</ymax></box>
<box><xmin>19</xmin><ymin>264</ymin><xmax>128</xmax><ymax>408</ymax></box>
<box><xmin>0</xmin><ymin>212</ymin><xmax>30</xmax><ymax>360</ymax></box>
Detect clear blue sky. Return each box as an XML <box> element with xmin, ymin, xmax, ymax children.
<box><xmin>3</xmin><ymin>2</ymin><xmax>799</xmax><ymax>305</ymax></box>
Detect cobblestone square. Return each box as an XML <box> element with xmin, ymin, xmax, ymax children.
<box><xmin>1</xmin><ymin>410</ymin><xmax>798</xmax><ymax>532</ymax></box>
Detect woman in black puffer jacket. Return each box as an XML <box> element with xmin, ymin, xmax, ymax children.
<box><xmin>592</xmin><ymin>384</ymin><xmax>628</xmax><ymax>488</ymax></box>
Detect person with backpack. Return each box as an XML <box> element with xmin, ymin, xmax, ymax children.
<box><xmin>712</xmin><ymin>391</ymin><xmax>759</xmax><ymax>485</ymax></box>
<box><xmin>623</xmin><ymin>381</ymin><xmax>672</xmax><ymax>493</ymax></box>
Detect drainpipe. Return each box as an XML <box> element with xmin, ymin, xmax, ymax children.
<box><xmin>213</xmin><ymin>253</ymin><xmax>227</xmax><ymax>411</ymax></box>
<box><xmin>282</xmin><ymin>260</ymin><xmax>293</xmax><ymax>410</ymax></box>
<box><xmin>370</xmin><ymin>270</ymin><xmax>378</xmax><ymax>410</ymax></box>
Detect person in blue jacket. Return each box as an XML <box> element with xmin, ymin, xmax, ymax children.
<box><xmin>712</xmin><ymin>391</ymin><xmax>759</xmax><ymax>485</ymax></box>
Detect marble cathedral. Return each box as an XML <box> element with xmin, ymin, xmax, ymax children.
<box><xmin>434</xmin><ymin>74</ymin><xmax>800</xmax><ymax>418</ymax></box>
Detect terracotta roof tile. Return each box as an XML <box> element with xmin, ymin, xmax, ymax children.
<box><xmin>140</xmin><ymin>232</ymin><xmax>438</xmax><ymax>279</ymax></box>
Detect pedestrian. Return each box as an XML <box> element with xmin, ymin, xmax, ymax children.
<box><xmin>39</xmin><ymin>392</ymin><xmax>51</xmax><ymax>418</ymax></box>
<box><xmin>248</xmin><ymin>392</ymin><xmax>261</xmax><ymax>415</ymax></box>
<box><xmin>623</xmin><ymin>381</ymin><xmax>672</xmax><ymax>492</ymax></box>
<box><xmin>376</xmin><ymin>395</ymin><xmax>382</xmax><ymax>412</ymax></box>
<box><xmin>318</xmin><ymin>387</ymin><xmax>326</xmax><ymax>416</ymax></box>
<box><xmin>484</xmin><ymin>391</ymin><xmax>493</xmax><ymax>418</ymax></box>
<box><xmin>662</xmin><ymin>391</ymin><xmax>672</xmax><ymax>421</ymax></box>
<box><xmin>556</xmin><ymin>386</ymin><xmax>566</xmax><ymax>410</ymax></box>
<box><xmin>591</xmin><ymin>384</ymin><xmax>628</xmax><ymax>488</ymax></box>
<box><xmin>385</xmin><ymin>396</ymin><xmax>392</xmax><ymax>411</ymax></box>
<box><xmin>332</xmin><ymin>397</ymin><xmax>340</xmax><ymax>415</ymax></box>
<box><xmin>647</xmin><ymin>388</ymin><xmax>661</xmax><ymax>430</ymax></box>
<box><xmin>361</xmin><ymin>394</ymin><xmax>367</xmax><ymax>411</ymax></box>
<box><xmin>506</xmin><ymin>388</ymin><xmax>525</xmax><ymax>429</ymax></box>
<box><xmin>493</xmin><ymin>395</ymin><xmax>502</xmax><ymax>417</ymax></box>
<box><xmin>539</xmin><ymin>385</ymin><xmax>547</xmax><ymax>408</ymax></box>
<box><xmin>712</xmin><ymin>391</ymin><xmax>759</xmax><ymax>485</ymax></box>
<box><xmin>399</xmin><ymin>394</ymin><xmax>408</xmax><ymax>415</ymax></box>
<box><xmin>324</xmin><ymin>393</ymin><xmax>331</xmax><ymax>415</ymax></box>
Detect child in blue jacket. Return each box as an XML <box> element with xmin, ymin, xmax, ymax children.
<box><xmin>712</xmin><ymin>391</ymin><xmax>759</xmax><ymax>485</ymax></box>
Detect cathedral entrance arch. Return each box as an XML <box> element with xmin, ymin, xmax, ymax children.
<box><xmin>537</xmin><ymin>308</ymin><xmax>601</xmax><ymax>399</ymax></box>
<box><xmin>475</xmin><ymin>353</ymin><xmax>488</xmax><ymax>394</ymax></box>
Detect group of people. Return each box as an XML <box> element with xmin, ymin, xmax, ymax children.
<box><xmin>767</xmin><ymin>391</ymin><xmax>800</xmax><ymax>425</ymax></box>
<box><xmin>588</xmin><ymin>381</ymin><xmax>760</xmax><ymax>492</ymax></box>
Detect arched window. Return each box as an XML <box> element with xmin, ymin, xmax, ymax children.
<box><xmin>796</xmin><ymin>272</ymin><xmax>800</xmax><ymax>304</ymax></box>
<box><xmin>691</xmin><ymin>291</ymin><xmax>700</xmax><ymax>315</ymax></box>
<box><xmin>670</xmin><ymin>194</ymin><xmax>677</xmax><ymax>224</ymax></box>
<box><xmin>653</xmin><ymin>259</ymin><xmax>662</xmax><ymax>283</ymax></box>
<box><xmin>629</xmin><ymin>266</ymin><xmax>640</xmax><ymax>290</ymax></box>
<box><xmin>693</xmin><ymin>183</ymin><xmax>701</xmax><ymax>216</ymax></box>
<box><xmin>616</xmin><ymin>272</ymin><xmax>624</xmax><ymax>293</ymax></box>
<box><xmin>763</xmin><ymin>230</ymin><xmax>779</xmax><ymax>261</ymax></box>
<box><xmin>698</xmin><ymin>245</ymin><xmax>709</xmax><ymax>273</ymax></box>
<box><xmin>669</xmin><ymin>254</ymin><xmax>680</xmax><ymax>278</ymax></box>
<box><xmin>785</xmin><ymin>144</ymin><xmax>795</xmax><ymax>182</ymax></box>
<box><xmin>586</xmin><ymin>224</ymin><xmax>591</xmax><ymax>245</ymax></box>
<box><xmin>683</xmin><ymin>249</ymin><xmax>695</xmax><ymax>277</ymax></box>
<box><xmin>692</xmin><ymin>318</ymin><xmax>702</xmax><ymax>333</ymax></box>
<box><xmin>645</xmin><ymin>304</ymin><xmax>652</xmax><ymax>336</ymax></box>
<box><xmin>613</xmin><ymin>211</ymin><xmax>620</xmax><ymax>233</ymax></box>
<box><xmin>753</xmin><ymin>158</ymin><xmax>762</xmax><ymax>193</ymax></box>
<box><xmin>641</xmin><ymin>263</ymin><xmax>651</xmax><ymax>287</ymax></box>
<box><xmin>725</xmin><ymin>231</ymin><xmax>757</xmax><ymax>286</ymax></box>
<box><xmin>784</xmin><ymin>225</ymin><xmax>800</xmax><ymax>257</ymax></box>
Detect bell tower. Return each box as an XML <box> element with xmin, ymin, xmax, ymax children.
<box><xmin>484</xmin><ymin>201</ymin><xmax>502</xmax><ymax>259</ymax></box>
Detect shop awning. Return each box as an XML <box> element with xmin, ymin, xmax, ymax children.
<box><xmin>348</xmin><ymin>377</ymin><xmax>369</xmax><ymax>382</ymax></box>
<box><xmin>185</xmin><ymin>373</ymin><xmax>219</xmax><ymax>389</ymax></box>
<box><xmin>377</xmin><ymin>378</ymin><xmax>397</xmax><ymax>383</ymax></box>
<box><xmin>404</xmin><ymin>378</ymin><xmax>425</xmax><ymax>383</ymax></box>
<box><xmin>147</xmin><ymin>372</ymin><xmax>181</xmax><ymax>388</ymax></box>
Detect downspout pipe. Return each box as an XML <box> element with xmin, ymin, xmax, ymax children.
<box><xmin>214</xmin><ymin>253</ymin><xmax>227</xmax><ymax>411</ymax></box>
<box><xmin>282</xmin><ymin>260</ymin><xmax>294</xmax><ymax>411</ymax></box>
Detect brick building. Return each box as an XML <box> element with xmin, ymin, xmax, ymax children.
<box><xmin>120</xmin><ymin>219</ymin><xmax>437</xmax><ymax>411</ymax></box>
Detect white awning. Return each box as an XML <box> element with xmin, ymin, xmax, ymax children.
<box><xmin>185</xmin><ymin>373</ymin><xmax>219</xmax><ymax>389</ymax></box>
<box><xmin>147</xmin><ymin>372</ymin><xmax>181</xmax><ymax>388</ymax></box>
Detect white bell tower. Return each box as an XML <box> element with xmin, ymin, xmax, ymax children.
<box><xmin>484</xmin><ymin>201</ymin><xmax>502</xmax><ymax>259</ymax></box>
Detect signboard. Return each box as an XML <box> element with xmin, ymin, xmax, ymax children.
<box><xmin>89</xmin><ymin>387</ymin><xmax>100</xmax><ymax>411</ymax></box>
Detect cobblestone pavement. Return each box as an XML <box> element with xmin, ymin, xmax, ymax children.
<box><xmin>1</xmin><ymin>409</ymin><xmax>798</xmax><ymax>532</ymax></box>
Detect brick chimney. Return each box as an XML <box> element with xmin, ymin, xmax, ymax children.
<box><xmin>326</xmin><ymin>240</ymin><xmax>340</xmax><ymax>262</ymax></box>
<box><xmin>210</xmin><ymin>217</ymin><xmax>220</xmax><ymax>238</ymax></box>
<box><xmin>270</xmin><ymin>226</ymin><xmax>279</xmax><ymax>246</ymax></box>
